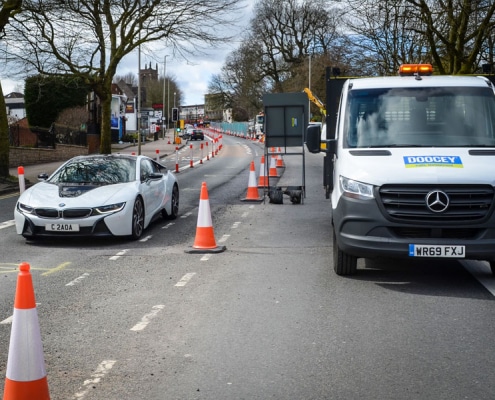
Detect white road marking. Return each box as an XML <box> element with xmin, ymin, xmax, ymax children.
<box><xmin>0</xmin><ymin>220</ymin><xmax>15</xmax><ymax>230</ymax></box>
<box><xmin>130</xmin><ymin>305</ymin><xmax>165</xmax><ymax>331</ymax></box>
<box><xmin>232</xmin><ymin>222</ymin><xmax>241</xmax><ymax>229</ymax></box>
<box><xmin>162</xmin><ymin>222</ymin><xmax>175</xmax><ymax>229</ymax></box>
<box><xmin>1</xmin><ymin>303</ymin><xmax>41</xmax><ymax>325</ymax></box>
<box><xmin>72</xmin><ymin>360</ymin><xmax>117</xmax><ymax>399</ymax></box>
<box><xmin>139</xmin><ymin>235</ymin><xmax>153</xmax><ymax>242</ymax></box>
<box><xmin>180</xmin><ymin>212</ymin><xmax>193</xmax><ymax>218</ymax></box>
<box><xmin>66</xmin><ymin>273</ymin><xmax>90</xmax><ymax>287</ymax></box>
<box><xmin>175</xmin><ymin>272</ymin><xmax>196</xmax><ymax>287</ymax></box>
<box><xmin>109</xmin><ymin>249</ymin><xmax>129</xmax><ymax>260</ymax></box>
<box><xmin>201</xmin><ymin>254</ymin><xmax>212</xmax><ymax>261</ymax></box>
<box><xmin>0</xmin><ymin>315</ymin><xmax>13</xmax><ymax>325</ymax></box>
<box><xmin>462</xmin><ymin>260</ymin><xmax>495</xmax><ymax>296</ymax></box>
<box><xmin>218</xmin><ymin>234</ymin><xmax>230</xmax><ymax>243</ymax></box>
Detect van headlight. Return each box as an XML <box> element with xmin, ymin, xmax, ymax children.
<box><xmin>340</xmin><ymin>176</ymin><xmax>374</xmax><ymax>200</ymax></box>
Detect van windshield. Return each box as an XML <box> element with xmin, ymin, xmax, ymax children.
<box><xmin>345</xmin><ymin>86</ymin><xmax>495</xmax><ymax>148</ymax></box>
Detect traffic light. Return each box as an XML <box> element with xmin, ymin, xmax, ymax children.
<box><xmin>172</xmin><ymin>108</ymin><xmax>179</xmax><ymax>121</ymax></box>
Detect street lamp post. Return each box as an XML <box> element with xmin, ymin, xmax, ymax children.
<box><xmin>137</xmin><ymin>35</ymin><xmax>142</xmax><ymax>155</ymax></box>
<box><xmin>173</xmin><ymin>92</ymin><xmax>177</xmax><ymax>138</ymax></box>
<box><xmin>162</xmin><ymin>55</ymin><xmax>168</xmax><ymax>139</ymax></box>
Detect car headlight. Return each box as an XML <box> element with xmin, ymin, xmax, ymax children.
<box><xmin>91</xmin><ymin>202</ymin><xmax>126</xmax><ymax>215</ymax></box>
<box><xmin>339</xmin><ymin>176</ymin><xmax>374</xmax><ymax>200</ymax></box>
<box><xmin>17</xmin><ymin>202</ymin><xmax>34</xmax><ymax>214</ymax></box>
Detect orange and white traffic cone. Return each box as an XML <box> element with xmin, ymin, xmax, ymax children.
<box><xmin>269</xmin><ymin>155</ymin><xmax>279</xmax><ymax>178</ymax></box>
<box><xmin>3</xmin><ymin>262</ymin><xmax>50</xmax><ymax>400</ymax></box>
<box><xmin>258</xmin><ymin>155</ymin><xmax>268</xmax><ymax>187</ymax></box>
<box><xmin>185</xmin><ymin>182</ymin><xmax>227</xmax><ymax>254</ymax></box>
<box><xmin>276</xmin><ymin>148</ymin><xmax>285</xmax><ymax>168</ymax></box>
<box><xmin>241</xmin><ymin>161</ymin><xmax>264</xmax><ymax>202</ymax></box>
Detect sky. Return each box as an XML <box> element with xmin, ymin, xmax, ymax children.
<box><xmin>1</xmin><ymin>1</ymin><xmax>255</xmax><ymax>107</ymax></box>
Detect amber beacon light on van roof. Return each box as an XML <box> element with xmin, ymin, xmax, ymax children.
<box><xmin>398</xmin><ymin>63</ymin><xmax>433</xmax><ymax>76</ymax></box>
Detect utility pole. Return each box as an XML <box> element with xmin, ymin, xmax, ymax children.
<box><xmin>162</xmin><ymin>55</ymin><xmax>168</xmax><ymax>139</ymax></box>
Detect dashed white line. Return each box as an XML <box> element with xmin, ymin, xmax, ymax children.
<box><xmin>232</xmin><ymin>222</ymin><xmax>241</xmax><ymax>229</ymax></box>
<box><xmin>162</xmin><ymin>222</ymin><xmax>175</xmax><ymax>229</ymax></box>
<box><xmin>218</xmin><ymin>234</ymin><xmax>230</xmax><ymax>243</ymax></box>
<box><xmin>175</xmin><ymin>272</ymin><xmax>197</xmax><ymax>287</ymax></box>
<box><xmin>72</xmin><ymin>360</ymin><xmax>116</xmax><ymax>399</ymax></box>
<box><xmin>130</xmin><ymin>305</ymin><xmax>165</xmax><ymax>331</ymax></box>
<box><xmin>66</xmin><ymin>273</ymin><xmax>90</xmax><ymax>287</ymax></box>
<box><xmin>109</xmin><ymin>249</ymin><xmax>129</xmax><ymax>260</ymax></box>
<box><xmin>139</xmin><ymin>235</ymin><xmax>153</xmax><ymax>242</ymax></box>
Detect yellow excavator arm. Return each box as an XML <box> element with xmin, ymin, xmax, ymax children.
<box><xmin>303</xmin><ymin>87</ymin><xmax>326</xmax><ymax>117</ymax></box>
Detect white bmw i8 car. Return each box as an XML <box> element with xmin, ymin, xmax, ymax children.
<box><xmin>14</xmin><ymin>154</ymin><xmax>179</xmax><ymax>240</ymax></box>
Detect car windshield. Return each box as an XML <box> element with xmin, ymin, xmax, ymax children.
<box><xmin>344</xmin><ymin>86</ymin><xmax>495</xmax><ymax>148</ymax></box>
<box><xmin>48</xmin><ymin>157</ymin><xmax>137</xmax><ymax>184</ymax></box>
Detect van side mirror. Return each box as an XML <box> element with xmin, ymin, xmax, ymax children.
<box><xmin>305</xmin><ymin>125</ymin><xmax>321</xmax><ymax>153</ymax></box>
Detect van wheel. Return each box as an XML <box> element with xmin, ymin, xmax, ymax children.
<box><xmin>489</xmin><ymin>261</ymin><xmax>495</xmax><ymax>275</ymax></box>
<box><xmin>333</xmin><ymin>230</ymin><xmax>357</xmax><ymax>275</ymax></box>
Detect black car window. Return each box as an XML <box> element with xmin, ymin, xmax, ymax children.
<box><xmin>50</xmin><ymin>157</ymin><xmax>136</xmax><ymax>184</ymax></box>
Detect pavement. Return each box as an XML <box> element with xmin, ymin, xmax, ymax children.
<box><xmin>1</xmin><ymin>135</ymin><xmax>186</xmax><ymax>196</ymax></box>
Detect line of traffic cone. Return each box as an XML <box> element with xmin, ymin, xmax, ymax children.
<box><xmin>258</xmin><ymin>155</ymin><xmax>268</xmax><ymax>187</ymax></box>
<box><xmin>241</xmin><ymin>161</ymin><xmax>264</xmax><ymax>202</ymax></box>
<box><xmin>185</xmin><ymin>182</ymin><xmax>227</xmax><ymax>254</ymax></box>
<box><xmin>3</xmin><ymin>262</ymin><xmax>50</xmax><ymax>400</ymax></box>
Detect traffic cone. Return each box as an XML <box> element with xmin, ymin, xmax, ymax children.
<box><xmin>241</xmin><ymin>161</ymin><xmax>264</xmax><ymax>202</ymax></box>
<box><xmin>269</xmin><ymin>155</ymin><xmax>279</xmax><ymax>178</ymax></box>
<box><xmin>276</xmin><ymin>148</ymin><xmax>285</xmax><ymax>168</ymax></box>
<box><xmin>258</xmin><ymin>155</ymin><xmax>268</xmax><ymax>187</ymax></box>
<box><xmin>3</xmin><ymin>262</ymin><xmax>50</xmax><ymax>400</ymax></box>
<box><xmin>185</xmin><ymin>182</ymin><xmax>226</xmax><ymax>254</ymax></box>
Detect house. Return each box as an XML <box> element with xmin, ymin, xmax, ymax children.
<box><xmin>5</xmin><ymin>92</ymin><xmax>26</xmax><ymax>119</ymax></box>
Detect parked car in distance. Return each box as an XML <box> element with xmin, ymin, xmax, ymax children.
<box><xmin>14</xmin><ymin>154</ymin><xmax>179</xmax><ymax>240</ymax></box>
<box><xmin>190</xmin><ymin>129</ymin><xmax>204</xmax><ymax>140</ymax></box>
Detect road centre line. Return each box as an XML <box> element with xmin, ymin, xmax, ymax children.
<box><xmin>72</xmin><ymin>359</ymin><xmax>116</xmax><ymax>399</ymax></box>
<box><xmin>175</xmin><ymin>272</ymin><xmax>196</xmax><ymax>287</ymax></box>
<box><xmin>139</xmin><ymin>235</ymin><xmax>153</xmax><ymax>242</ymax></box>
<box><xmin>130</xmin><ymin>305</ymin><xmax>165</xmax><ymax>331</ymax></box>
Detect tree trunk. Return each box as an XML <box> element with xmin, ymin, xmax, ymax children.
<box><xmin>97</xmin><ymin>86</ymin><xmax>112</xmax><ymax>154</ymax></box>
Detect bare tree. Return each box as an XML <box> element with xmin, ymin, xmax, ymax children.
<box><xmin>113</xmin><ymin>72</ymin><xmax>138</xmax><ymax>87</ymax></box>
<box><xmin>7</xmin><ymin>0</ymin><xmax>243</xmax><ymax>154</ymax></box>
<box><xmin>405</xmin><ymin>0</ymin><xmax>495</xmax><ymax>74</ymax></box>
<box><xmin>0</xmin><ymin>0</ymin><xmax>23</xmax><ymax>178</ymax></box>
<box><xmin>343</xmin><ymin>0</ymin><xmax>427</xmax><ymax>75</ymax></box>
